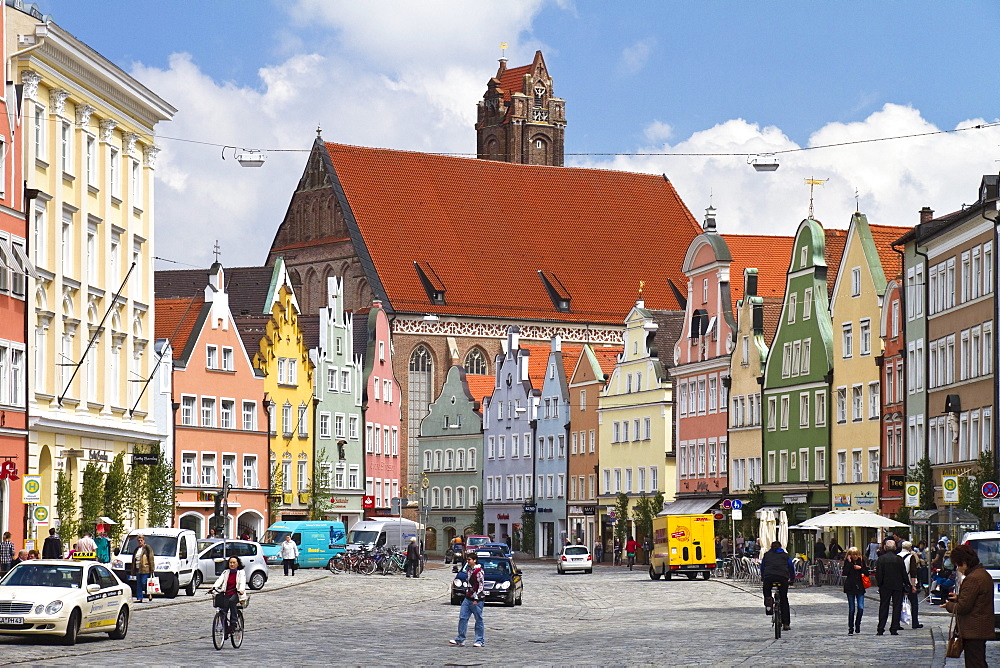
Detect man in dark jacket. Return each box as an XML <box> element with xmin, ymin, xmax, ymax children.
<box><xmin>875</xmin><ymin>539</ymin><xmax>908</xmax><ymax>635</ymax></box>
<box><xmin>41</xmin><ymin>528</ymin><xmax>62</xmax><ymax>559</ymax></box>
<box><xmin>405</xmin><ymin>537</ymin><xmax>420</xmax><ymax>578</ymax></box>
<box><xmin>944</xmin><ymin>544</ymin><xmax>995</xmax><ymax>666</ymax></box>
<box><xmin>761</xmin><ymin>541</ymin><xmax>795</xmax><ymax>631</ymax></box>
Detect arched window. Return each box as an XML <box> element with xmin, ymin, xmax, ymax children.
<box><xmin>423</xmin><ymin>450</ymin><xmax>432</xmax><ymax>471</ymax></box>
<box><xmin>456</xmin><ymin>487</ymin><xmax>465</xmax><ymax>508</ymax></box>
<box><xmin>456</xmin><ymin>449</ymin><xmax>465</xmax><ymax>470</ymax></box>
<box><xmin>468</xmin><ymin>449</ymin><xmax>477</xmax><ymax>471</ymax></box>
<box><xmin>431</xmin><ymin>487</ymin><xmax>440</xmax><ymax>508</ymax></box>
<box><xmin>408</xmin><ymin>346</ymin><xmax>434</xmax><ymax>475</ymax></box>
<box><xmin>425</xmin><ymin>526</ymin><xmax>437</xmax><ymax>552</ymax></box>
<box><xmin>468</xmin><ymin>486</ymin><xmax>478</xmax><ymax>507</ymax></box>
<box><xmin>464</xmin><ymin>348</ymin><xmax>488</xmax><ymax>375</ymax></box>
<box><xmin>444</xmin><ymin>450</ymin><xmax>454</xmax><ymax>470</ymax></box>
<box><xmin>433</xmin><ymin>450</ymin><xmax>442</xmax><ymax>471</ymax></box>
<box><xmin>443</xmin><ymin>487</ymin><xmax>452</xmax><ymax>508</ymax></box>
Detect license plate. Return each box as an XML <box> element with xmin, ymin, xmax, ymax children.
<box><xmin>127</xmin><ymin>575</ymin><xmax>136</xmax><ymax>581</ymax></box>
<box><xmin>0</xmin><ymin>617</ymin><xmax>24</xmax><ymax>624</ymax></box>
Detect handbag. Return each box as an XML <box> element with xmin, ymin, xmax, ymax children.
<box><xmin>946</xmin><ymin>613</ymin><xmax>964</xmax><ymax>658</ymax></box>
<box><xmin>860</xmin><ymin>573</ymin><xmax>872</xmax><ymax>589</ymax></box>
<box><xmin>146</xmin><ymin>576</ymin><xmax>162</xmax><ymax>595</ymax></box>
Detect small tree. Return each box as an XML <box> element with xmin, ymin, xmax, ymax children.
<box><xmin>519</xmin><ymin>510</ymin><xmax>535</xmax><ymax>555</ymax></box>
<box><xmin>631</xmin><ymin>493</ymin><xmax>655</xmax><ymax>547</ymax></box>
<box><xmin>79</xmin><ymin>461</ymin><xmax>106</xmax><ymax>537</ymax></box>
<box><xmin>307</xmin><ymin>449</ymin><xmax>335</xmax><ymax>520</ymax></box>
<box><xmin>146</xmin><ymin>446</ymin><xmax>175</xmax><ymax>528</ymax></box>
<box><xmin>125</xmin><ymin>455</ymin><xmax>149</xmax><ymax>528</ymax></box>
<box><xmin>104</xmin><ymin>452</ymin><xmax>127</xmax><ymax>544</ymax></box>
<box><xmin>613</xmin><ymin>492</ymin><xmax>630</xmax><ymax>544</ymax></box>
<box><xmin>959</xmin><ymin>449</ymin><xmax>996</xmax><ymax>530</ymax></box>
<box><xmin>908</xmin><ymin>457</ymin><xmax>935</xmax><ymax>510</ymax></box>
<box><xmin>472</xmin><ymin>500</ymin><xmax>484</xmax><ymax>535</ymax></box>
<box><xmin>55</xmin><ymin>470</ymin><xmax>78</xmax><ymax>547</ymax></box>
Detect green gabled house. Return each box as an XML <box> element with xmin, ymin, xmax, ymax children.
<box><xmin>761</xmin><ymin>218</ymin><xmax>846</xmax><ymax>536</ymax></box>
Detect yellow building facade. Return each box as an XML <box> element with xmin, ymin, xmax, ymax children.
<box><xmin>597</xmin><ymin>302</ymin><xmax>677</xmax><ymax>544</ymax></box>
<box><xmin>829</xmin><ymin>213</ymin><xmax>903</xmax><ymax>545</ymax></box>
<box><xmin>9</xmin><ymin>8</ymin><xmax>175</xmax><ymax>539</ymax></box>
<box><xmin>252</xmin><ymin>259</ymin><xmax>315</xmax><ymax>521</ymax></box>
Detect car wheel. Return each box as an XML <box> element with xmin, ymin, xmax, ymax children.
<box><xmin>586</xmin><ymin>569</ymin><xmax>593</xmax><ymax>574</ymax></box>
<box><xmin>108</xmin><ymin>606</ymin><xmax>129</xmax><ymax>639</ymax></box>
<box><xmin>505</xmin><ymin>591</ymin><xmax>515</xmax><ymax>607</ymax></box>
<box><xmin>664</xmin><ymin>570</ymin><xmax>672</xmax><ymax>581</ymax></box>
<box><xmin>186</xmin><ymin>571</ymin><xmax>202</xmax><ymax>596</ymax></box>
<box><xmin>61</xmin><ymin>609</ymin><xmax>81</xmax><ymax>646</ymax></box>
<box><xmin>451</xmin><ymin>595</ymin><xmax>462</xmax><ymax>605</ymax></box>
<box><xmin>685</xmin><ymin>572</ymin><xmax>697</xmax><ymax>580</ymax></box>
<box><xmin>515</xmin><ymin>591</ymin><xmax>523</xmax><ymax>605</ymax></box>
<box><xmin>556</xmin><ymin>565</ymin><xmax>562</xmax><ymax>574</ymax></box>
<box><xmin>249</xmin><ymin>570</ymin><xmax>266</xmax><ymax>590</ymax></box>
<box><xmin>164</xmin><ymin>578</ymin><xmax>179</xmax><ymax>598</ymax></box>
<box><xmin>702</xmin><ymin>570</ymin><xmax>711</xmax><ymax>580</ymax></box>
<box><xmin>649</xmin><ymin>566</ymin><xmax>661</xmax><ymax>581</ymax></box>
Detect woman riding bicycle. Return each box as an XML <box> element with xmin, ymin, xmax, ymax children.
<box><xmin>211</xmin><ymin>556</ymin><xmax>246</xmax><ymax>636</ymax></box>
<box><xmin>625</xmin><ymin>536</ymin><xmax>638</xmax><ymax>571</ymax></box>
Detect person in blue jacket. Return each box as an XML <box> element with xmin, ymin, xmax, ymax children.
<box><xmin>761</xmin><ymin>540</ymin><xmax>795</xmax><ymax>631</ymax></box>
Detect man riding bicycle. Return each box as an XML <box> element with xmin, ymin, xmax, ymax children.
<box><xmin>211</xmin><ymin>556</ymin><xmax>246</xmax><ymax>636</ymax></box>
<box><xmin>761</xmin><ymin>540</ymin><xmax>795</xmax><ymax>631</ymax></box>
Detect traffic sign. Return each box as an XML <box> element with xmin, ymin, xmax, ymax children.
<box><xmin>943</xmin><ymin>475</ymin><xmax>959</xmax><ymax>504</ymax></box>
<box><xmin>33</xmin><ymin>505</ymin><xmax>49</xmax><ymax>526</ymax></box>
<box><xmin>712</xmin><ymin>511</ymin><xmax>726</xmax><ymax>521</ymax></box>
<box><xmin>983</xmin><ymin>498</ymin><xmax>1000</xmax><ymax>508</ymax></box>
<box><xmin>362</xmin><ymin>495</ymin><xmax>375</xmax><ymax>509</ymax></box>
<box><xmin>722</xmin><ymin>499</ymin><xmax>732</xmax><ymax>510</ymax></box>
<box><xmin>732</xmin><ymin>499</ymin><xmax>743</xmax><ymax>510</ymax></box>
<box><xmin>22</xmin><ymin>475</ymin><xmax>42</xmax><ymax>503</ymax></box>
<box><xmin>905</xmin><ymin>483</ymin><xmax>920</xmax><ymax>507</ymax></box>
<box><xmin>732</xmin><ymin>508</ymin><xmax>743</xmax><ymax>521</ymax></box>
<box><xmin>983</xmin><ymin>482</ymin><xmax>1000</xmax><ymax>499</ymax></box>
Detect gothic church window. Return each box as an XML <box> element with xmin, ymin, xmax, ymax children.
<box><xmin>464</xmin><ymin>348</ymin><xmax>488</xmax><ymax>375</ymax></box>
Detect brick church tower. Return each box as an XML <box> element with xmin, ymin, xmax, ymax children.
<box><xmin>476</xmin><ymin>50</ymin><xmax>566</xmax><ymax>167</ymax></box>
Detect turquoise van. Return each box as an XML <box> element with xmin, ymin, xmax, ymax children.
<box><xmin>261</xmin><ymin>521</ymin><xmax>347</xmax><ymax>569</ymax></box>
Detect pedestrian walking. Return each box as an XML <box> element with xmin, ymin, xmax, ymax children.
<box><xmin>875</xmin><ymin>539</ymin><xmax>907</xmax><ymax>635</ymax></box>
<box><xmin>77</xmin><ymin>531</ymin><xmax>97</xmax><ymax>555</ymax></box>
<box><xmin>449</xmin><ymin>552</ymin><xmax>486</xmax><ymax>647</ymax></box>
<box><xmin>814</xmin><ymin>537</ymin><xmax>827</xmax><ymax>561</ymax></box>
<box><xmin>866</xmin><ymin>537</ymin><xmax>880</xmax><ymax>567</ymax></box>
<box><xmin>132</xmin><ymin>534</ymin><xmax>155</xmax><ymax>603</ymax></box>
<box><xmin>0</xmin><ymin>532</ymin><xmax>14</xmax><ymax>574</ymax></box>
<box><xmin>943</xmin><ymin>544</ymin><xmax>994</xmax><ymax>667</ymax></box>
<box><xmin>405</xmin><ymin>536</ymin><xmax>420</xmax><ymax>578</ymax></box>
<box><xmin>828</xmin><ymin>539</ymin><xmax>844</xmax><ymax>560</ymax></box>
<box><xmin>842</xmin><ymin>546</ymin><xmax>869</xmax><ymax>635</ymax></box>
<box><xmin>594</xmin><ymin>539</ymin><xmax>603</xmax><ymax>563</ymax></box>
<box><xmin>900</xmin><ymin>541</ymin><xmax>924</xmax><ymax>629</ymax></box>
<box><xmin>95</xmin><ymin>532</ymin><xmax>111</xmax><ymax>563</ymax></box>
<box><xmin>642</xmin><ymin>536</ymin><xmax>652</xmax><ymax>565</ymax></box>
<box><xmin>625</xmin><ymin>536</ymin><xmax>638</xmax><ymax>570</ymax></box>
<box><xmin>279</xmin><ymin>534</ymin><xmax>299</xmax><ymax>575</ymax></box>
<box><xmin>42</xmin><ymin>528</ymin><xmax>62</xmax><ymax>559</ymax></box>
<box><xmin>762</xmin><ymin>541</ymin><xmax>794</xmax><ymax>631</ymax></box>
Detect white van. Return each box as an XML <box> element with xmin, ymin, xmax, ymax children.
<box><xmin>110</xmin><ymin>528</ymin><xmax>199</xmax><ymax>598</ymax></box>
<box><xmin>960</xmin><ymin>530</ymin><xmax>1000</xmax><ymax>631</ymax></box>
<box><xmin>347</xmin><ymin>518</ymin><xmax>422</xmax><ymax>551</ymax></box>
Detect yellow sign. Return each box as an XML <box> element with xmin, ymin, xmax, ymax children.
<box><xmin>22</xmin><ymin>475</ymin><xmax>42</xmax><ymax>503</ymax></box>
<box><xmin>943</xmin><ymin>475</ymin><xmax>959</xmax><ymax>504</ymax></box>
<box><xmin>905</xmin><ymin>483</ymin><xmax>920</xmax><ymax>507</ymax></box>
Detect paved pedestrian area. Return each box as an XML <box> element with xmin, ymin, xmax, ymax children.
<box><xmin>0</xmin><ymin>561</ymin><xmax>993</xmax><ymax>666</ymax></box>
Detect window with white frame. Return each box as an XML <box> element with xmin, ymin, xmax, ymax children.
<box><xmin>243</xmin><ymin>455</ymin><xmax>258</xmax><ymax>488</ymax></box>
<box><xmin>860</xmin><ymin>319</ymin><xmax>871</xmax><ymax>355</ymax></box>
<box><xmin>205</xmin><ymin>345</ymin><xmax>218</xmax><ymax>370</ymax></box>
<box><xmin>767</xmin><ymin>396</ymin><xmax>776</xmax><ymax>431</ymax></box>
<box><xmin>298</xmin><ymin>404</ymin><xmax>308</xmax><ymax>438</ymax></box>
<box><xmin>201</xmin><ymin>397</ymin><xmax>216</xmax><ymax>427</ymax></box>
<box><xmin>220</xmin><ymin>400</ymin><xmax>234</xmax><ymax>429</ymax></box>
<box><xmin>868</xmin><ymin>382</ymin><xmax>880</xmax><ymax>419</ymax></box>
<box><xmin>319</xmin><ymin>412</ymin><xmax>331</xmax><ymax>438</ymax></box>
<box><xmin>180</xmin><ymin>453</ymin><xmax>195</xmax><ymax>485</ymax></box>
<box><xmin>349</xmin><ymin>416</ymin><xmax>359</xmax><ymax>439</ymax></box>
<box><xmin>842</xmin><ymin>323</ymin><xmax>853</xmax><ymax>358</ymax></box>
<box><xmin>815</xmin><ymin>448</ymin><xmax>826</xmax><ymax>481</ymax></box>
<box><xmin>242</xmin><ymin>401</ymin><xmax>256</xmax><ymax>431</ymax></box>
<box><xmin>780</xmin><ymin>395</ymin><xmax>789</xmax><ymax>430</ymax></box>
<box><xmin>837</xmin><ymin>387</ymin><xmax>847</xmax><ymax>423</ymax></box>
<box><xmin>222</xmin><ymin>454</ymin><xmax>237</xmax><ymax>485</ymax></box>
<box><xmin>201</xmin><ymin>453</ymin><xmax>217</xmax><ymax>487</ymax></box>
<box><xmin>110</xmin><ymin>146</ymin><xmax>120</xmax><ymax>198</ymax></box>
<box><xmin>799</xmin><ymin>449</ymin><xmax>809</xmax><ymax>483</ymax></box>
<box><xmin>335</xmin><ymin>414</ymin><xmax>345</xmax><ymax>438</ymax></box>
<box><xmin>298</xmin><ymin>462</ymin><xmax>307</xmax><ymax>494</ymax></box>
<box><xmin>341</xmin><ymin>369</ymin><xmax>350</xmax><ymax>392</ymax></box>
<box><xmin>282</xmin><ymin>403</ymin><xmax>292</xmax><ymax>437</ymax></box>
<box><xmin>837</xmin><ymin>451</ymin><xmax>846</xmax><ymax>484</ymax></box>
<box><xmin>180</xmin><ymin>395</ymin><xmax>196</xmax><ymax>425</ymax></box>
<box><xmin>852</xmin><ymin>385</ymin><xmax>863</xmax><ymax>421</ymax></box>
<box><xmin>222</xmin><ymin>347</ymin><xmax>234</xmax><ymax>371</ymax></box>
<box><xmin>799</xmin><ymin>393</ymin><xmax>810</xmax><ymax>428</ymax></box>
<box><xmin>851</xmin><ymin>267</ymin><xmax>861</xmax><ymax>297</ymax></box>
<box><xmin>852</xmin><ymin>450</ymin><xmax>863</xmax><ymax>483</ymax></box>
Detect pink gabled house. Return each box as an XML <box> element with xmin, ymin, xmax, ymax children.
<box><xmin>356</xmin><ymin>300</ymin><xmax>402</xmax><ymax>515</ymax></box>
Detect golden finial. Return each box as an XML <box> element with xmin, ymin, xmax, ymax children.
<box><xmin>639</xmin><ymin>280</ymin><xmax>645</xmax><ymax>296</ymax></box>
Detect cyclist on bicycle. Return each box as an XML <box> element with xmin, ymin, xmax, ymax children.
<box><xmin>625</xmin><ymin>536</ymin><xmax>638</xmax><ymax>571</ymax></box>
<box><xmin>613</xmin><ymin>539</ymin><xmax>622</xmax><ymax>566</ymax></box>
<box><xmin>211</xmin><ymin>556</ymin><xmax>246</xmax><ymax>636</ymax></box>
<box><xmin>761</xmin><ymin>540</ymin><xmax>795</xmax><ymax>631</ymax></box>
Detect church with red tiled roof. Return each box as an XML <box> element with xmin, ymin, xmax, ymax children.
<box><xmin>265</xmin><ymin>53</ymin><xmax>700</xmax><ymax>495</ymax></box>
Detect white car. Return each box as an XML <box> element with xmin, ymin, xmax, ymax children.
<box><xmin>0</xmin><ymin>560</ymin><xmax>131</xmax><ymax>645</ymax></box>
<box><xmin>557</xmin><ymin>545</ymin><xmax>593</xmax><ymax>574</ymax></box>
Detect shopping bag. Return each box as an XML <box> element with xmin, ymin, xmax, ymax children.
<box><xmin>900</xmin><ymin>599</ymin><xmax>911</xmax><ymax>626</ymax></box>
<box><xmin>146</xmin><ymin>576</ymin><xmax>162</xmax><ymax>595</ymax></box>
<box><xmin>946</xmin><ymin>614</ymin><xmax>964</xmax><ymax>658</ymax></box>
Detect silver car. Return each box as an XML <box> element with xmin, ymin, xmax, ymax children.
<box><xmin>193</xmin><ymin>540</ymin><xmax>269</xmax><ymax>591</ymax></box>
<box><xmin>557</xmin><ymin>544</ymin><xmax>593</xmax><ymax>574</ymax></box>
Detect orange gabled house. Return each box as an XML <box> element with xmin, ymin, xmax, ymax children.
<box><xmin>155</xmin><ymin>264</ymin><xmax>270</xmax><ymax>540</ymax></box>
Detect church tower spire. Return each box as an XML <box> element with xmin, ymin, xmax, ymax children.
<box><xmin>475</xmin><ymin>50</ymin><xmax>566</xmax><ymax>167</ymax></box>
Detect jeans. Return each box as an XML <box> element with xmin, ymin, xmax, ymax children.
<box><xmin>762</xmin><ymin>576</ymin><xmax>790</xmax><ymax>625</ymax></box>
<box><xmin>847</xmin><ymin>591</ymin><xmax>865</xmax><ymax>628</ymax></box>
<box><xmin>136</xmin><ymin>573</ymin><xmax>149</xmax><ymax>601</ymax></box>
<box><xmin>455</xmin><ymin>598</ymin><xmax>484</xmax><ymax>645</ymax></box>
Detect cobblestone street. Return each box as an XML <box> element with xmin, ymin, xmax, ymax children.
<box><xmin>0</xmin><ymin>561</ymin><xmax>992</xmax><ymax>666</ymax></box>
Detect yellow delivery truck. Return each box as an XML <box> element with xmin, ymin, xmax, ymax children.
<box><xmin>649</xmin><ymin>513</ymin><xmax>716</xmax><ymax>581</ymax></box>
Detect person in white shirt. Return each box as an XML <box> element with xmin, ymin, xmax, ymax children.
<box><xmin>77</xmin><ymin>532</ymin><xmax>97</xmax><ymax>555</ymax></box>
<box><xmin>279</xmin><ymin>535</ymin><xmax>299</xmax><ymax>576</ymax></box>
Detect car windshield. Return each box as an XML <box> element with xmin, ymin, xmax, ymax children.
<box><xmin>565</xmin><ymin>546</ymin><xmax>589</xmax><ymax>555</ymax></box>
<box><xmin>261</xmin><ymin>530</ymin><xmax>291</xmax><ymax>546</ymax></box>
<box><xmin>476</xmin><ymin>558</ymin><xmax>512</xmax><ymax>576</ymax></box>
<box><xmin>0</xmin><ymin>564</ymin><xmax>84</xmax><ymax>588</ymax></box>
<box><xmin>466</xmin><ymin>537</ymin><xmax>489</xmax><ymax>546</ymax></box>
<box><xmin>122</xmin><ymin>535</ymin><xmax>177</xmax><ymax>557</ymax></box>
<box><xmin>968</xmin><ymin>538</ymin><xmax>1000</xmax><ymax>569</ymax></box>
<box><xmin>348</xmin><ymin>530</ymin><xmax>380</xmax><ymax>544</ymax></box>
<box><xmin>198</xmin><ymin>539</ymin><xmax>223</xmax><ymax>553</ymax></box>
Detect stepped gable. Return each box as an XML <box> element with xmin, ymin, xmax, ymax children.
<box><xmin>320</xmin><ymin>142</ymin><xmax>701</xmax><ymax>321</ymax></box>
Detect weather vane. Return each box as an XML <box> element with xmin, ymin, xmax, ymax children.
<box><xmin>213</xmin><ymin>240</ymin><xmax>221</xmax><ymax>263</ymax></box>
<box><xmin>854</xmin><ymin>187</ymin><xmax>860</xmax><ymax>213</ymax></box>
<box><xmin>500</xmin><ymin>42</ymin><xmax>508</xmax><ymax>58</ymax></box>
<box><xmin>805</xmin><ymin>177</ymin><xmax>829</xmax><ymax>219</ymax></box>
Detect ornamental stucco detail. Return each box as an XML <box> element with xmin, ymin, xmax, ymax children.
<box><xmin>122</xmin><ymin>131</ymin><xmax>139</xmax><ymax>157</ymax></box>
<box><xmin>143</xmin><ymin>145</ymin><xmax>160</xmax><ymax>168</ymax></box>
<box><xmin>99</xmin><ymin>118</ymin><xmax>118</xmax><ymax>142</ymax></box>
<box><xmin>391</xmin><ymin>317</ymin><xmax>622</xmax><ymax>344</ymax></box>
<box><xmin>21</xmin><ymin>70</ymin><xmax>41</xmax><ymax>100</ymax></box>
<box><xmin>75</xmin><ymin>103</ymin><xmax>95</xmax><ymax>128</ymax></box>
<box><xmin>49</xmin><ymin>89</ymin><xmax>69</xmax><ymax>116</ymax></box>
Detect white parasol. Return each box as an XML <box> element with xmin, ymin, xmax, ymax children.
<box><xmin>778</xmin><ymin>510</ymin><xmax>789</xmax><ymax>550</ymax></box>
<box><xmin>790</xmin><ymin>509</ymin><xmax>907</xmax><ymax>529</ymax></box>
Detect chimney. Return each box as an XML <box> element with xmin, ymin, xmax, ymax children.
<box><xmin>919</xmin><ymin>206</ymin><xmax>934</xmax><ymax>224</ymax></box>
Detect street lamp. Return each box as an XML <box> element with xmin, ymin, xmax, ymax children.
<box><xmin>748</xmin><ymin>154</ymin><xmax>779</xmax><ymax>172</ymax></box>
<box><xmin>222</xmin><ymin>146</ymin><xmax>266</xmax><ymax>167</ymax></box>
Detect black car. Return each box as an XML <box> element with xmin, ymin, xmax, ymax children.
<box><xmin>451</xmin><ymin>556</ymin><xmax>523</xmax><ymax>607</ymax></box>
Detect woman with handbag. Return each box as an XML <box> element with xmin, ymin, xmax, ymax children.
<box><xmin>944</xmin><ymin>545</ymin><xmax>993</xmax><ymax>667</ymax></box>
<box><xmin>211</xmin><ymin>556</ymin><xmax>247</xmax><ymax>636</ymax></box>
<box><xmin>843</xmin><ymin>546</ymin><xmax>870</xmax><ymax>635</ymax></box>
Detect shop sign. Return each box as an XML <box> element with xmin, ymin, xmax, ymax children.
<box><xmin>22</xmin><ymin>475</ymin><xmax>41</xmax><ymax>503</ymax></box>
<box><xmin>0</xmin><ymin>461</ymin><xmax>19</xmax><ymax>481</ymax></box>
<box><xmin>497</xmin><ymin>514</ymin><xmax>510</xmax><ymax>520</ymax></box>
<box><xmin>328</xmin><ymin>497</ymin><xmax>351</xmax><ymax>508</ymax></box>
<box><xmin>442</xmin><ymin>516</ymin><xmax>457</xmax><ymax>523</ymax></box>
<box><xmin>581</xmin><ymin>506</ymin><xmax>596</xmax><ymax>516</ymax></box>
<box><xmin>132</xmin><ymin>453</ymin><xmax>159</xmax><ymax>465</ymax></box>
<box><xmin>856</xmin><ymin>492</ymin><xmax>876</xmax><ymax>508</ymax></box>
<box><xmin>888</xmin><ymin>475</ymin><xmax>906</xmax><ymax>491</ymax></box>
<box><xmin>834</xmin><ymin>494</ymin><xmax>851</xmax><ymax>507</ymax></box>
<box><xmin>782</xmin><ymin>494</ymin><xmax>807</xmax><ymax>504</ymax></box>
<box><xmin>88</xmin><ymin>449</ymin><xmax>109</xmax><ymax>462</ymax></box>
<box><xmin>536</xmin><ymin>507</ymin><xmax>553</xmax><ymax>513</ymax></box>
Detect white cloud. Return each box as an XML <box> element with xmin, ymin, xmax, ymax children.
<box><xmin>574</xmin><ymin>104</ymin><xmax>1000</xmax><ymax>243</ymax></box>
<box><xmin>643</xmin><ymin>120</ymin><xmax>673</xmax><ymax>143</ymax></box>
<box><xmin>619</xmin><ymin>39</ymin><xmax>654</xmax><ymax>75</ymax></box>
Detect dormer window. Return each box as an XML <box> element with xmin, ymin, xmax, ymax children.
<box><xmin>538</xmin><ymin>270</ymin><xmax>571</xmax><ymax>312</ymax></box>
<box><xmin>414</xmin><ymin>260</ymin><xmax>446</xmax><ymax>305</ymax></box>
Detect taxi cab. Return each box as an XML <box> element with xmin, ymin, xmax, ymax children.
<box><xmin>0</xmin><ymin>560</ymin><xmax>131</xmax><ymax>644</ymax></box>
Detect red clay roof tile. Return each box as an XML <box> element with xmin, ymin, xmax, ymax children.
<box><xmin>465</xmin><ymin>374</ymin><xmax>497</xmax><ymax>403</ymax></box>
<box><xmin>722</xmin><ymin>234</ymin><xmax>795</xmax><ymax>305</ymax></box>
<box><xmin>155</xmin><ymin>296</ymin><xmax>206</xmax><ymax>355</ymax></box>
<box><xmin>868</xmin><ymin>223</ymin><xmax>908</xmax><ymax>283</ymax></box>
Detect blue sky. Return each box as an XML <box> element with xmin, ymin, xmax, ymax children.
<box><xmin>34</xmin><ymin>0</ymin><xmax>1000</xmax><ymax>269</ymax></box>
